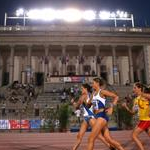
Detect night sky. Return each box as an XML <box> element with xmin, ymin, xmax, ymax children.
<box><xmin>0</xmin><ymin>0</ymin><xmax>150</xmax><ymax>27</ymax></box>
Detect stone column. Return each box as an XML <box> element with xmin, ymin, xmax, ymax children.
<box><xmin>48</xmin><ymin>46</ymin><xmax>52</xmax><ymax>77</ymax></box>
<box><xmin>27</xmin><ymin>45</ymin><xmax>32</xmax><ymax>84</ymax></box>
<box><xmin>0</xmin><ymin>50</ymin><xmax>3</xmax><ymax>86</ymax></box>
<box><xmin>44</xmin><ymin>45</ymin><xmax>49</xmax><ymax>80</ymax></box>
<box><xmin>62</xmin><ymin>45</ymin><xmax>66</xmax><ymax>75</ymax></box>
<box><xmin>143</xmin><ymin>45</ymin><xmax>150</xmax><ymax>84</ymax></box>
<box><xmin>112</xmin><ymin>46</ymin><xmax>118</xmax><ymax>84</ymax></box>
<box><xmin>79</xmin><ymin>45</ymin><xmax>83</xmax><ymax>75</ymax></box>
<box><xmin>95</xmin><ymin>45</ymin><xmax>100</xmax><ymax>77</ymax></box>
<box><xmin>9</xmin><ymin>45</ymin><xmax>15</xmax><ymax>84</ymax></box>
<box><xmin>128</xmin><ymin>46</ymin><xmax>134</xmax><ymax>83</ymax></box>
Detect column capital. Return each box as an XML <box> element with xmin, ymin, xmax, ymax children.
<box><xmin>61</xmin><ymin>44</ymin><xmax>66</xmax><ymax>49</ymax></box>
<box><xmin>111</xmin><ymin>45</ymin><xmax>117</xmax><ymax>49</ymax></box>
<box><xmin>95</xmin><ymin>45</ymin><xmax>100</xmax><ymax>48</ymax></box>
<box><xmin>95</xmin><ymin>45</ymin><xmax>100</xmax><ymax>56</ymax></box>
<box><xmin>128</xmin><ymin>45</ymin><xmax>133</xmax><ymax>50</ymax></box>
<box><xmin>27</xmin><ymin>44</ymin><xmax>33</xmax><ymax>49</ymax></box>
<box><xmin>61</xmin><ymin>45</ymin><xmax>66</xmax><ymax>55</ymax></box>
<box><xmin>78</xmin><ymin>45</ymin><xmax>84</xmax><ymax>56</ymax></box>
<box><xmin>44</xmin><ymin>44</ymin><xmax>50</xmax><ymax>49</ymax></box>
<box><xmin>9</xmin><ymin>44</ymin><xmax>15</xmax><ymax>49</ymax></box>
<box><xmin>78</xmin><ymin>44</ymin><xmax>84</xmax><ymax>49</ymax></box>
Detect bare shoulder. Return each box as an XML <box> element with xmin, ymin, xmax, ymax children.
<box><xmin>101</xmin><ymin>89</ymin><xmax>118</xmax><ymax>97</ymax></box>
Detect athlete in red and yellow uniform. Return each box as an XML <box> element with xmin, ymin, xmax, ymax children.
<box><xmin>122</xmin><ymin>82</ymin><xmax>150</xmax><ymax>150</ymax></box>
<box><xmin>134</xmin><ymin>96</ymin><xmax>150</xmax><ymax>130</ymax></box>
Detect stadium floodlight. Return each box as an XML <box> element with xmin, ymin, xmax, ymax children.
<box><xmin>110</xmin><ymin>12</ymin><xmax>116</xmax><ymax>18</ymax></box>
<box><xmin>26</xmin><ymin>9</ymin><xmax>42</xmax><ymax>20</ymax></box>
<box><xmin>4</xmin><ymin>8</ymin><xmax>135</xmax><ymax>27</ymax></box>
<box><xmin>116</xmin><ymin>10</ymin><xmax>121</xmax><ymax>15</ymax></box>
<box><xmin>123</xmin><ymin>12</ymin><xmax>128</xmax><ymax>18</ymax></box>
<box><xmin>16</xmin><ymin>8</ymin><xmax>25</xmax><ymax>16</ymax></box>
<box><xmin>55</xmin><ymin>10</ymin><xmax>63</xmax><ymax>20</ymax></box>
<box><xmin>26</xmin><ymin>9</ymin><xmax>56</xmax><ymax>21</ymax></box>
<box><xmin>82</xmin><ymin>10</ymin><xmax>96</xmax><ymax>21</ymax></box>
<box><xmin>119</xmin><ymin>11</ymin><xmax>124</xmax><ymax>18</ymax></box>
<box><xmin>61</xmin><ymin>8</ymin><xmax>82</xmax><ymax>22</ymax></box>
<box><xmin>115</xmin><ymin>10</ymin><xmax>128</xmax><ymax>18</ymax></box>
<box><xmin>41</xmin><ymin>9</ymin><xmax>56</xmax><ymax>21</ymax></box>
<box><xmin>99</xmin><ymin>11</ymin><xmax>111</xmax><ymax>20</ymax></box>
<box><xmin>27</xmin><ymin>8</ymin><xmax>56</xmax><ymax>21</ymax></box>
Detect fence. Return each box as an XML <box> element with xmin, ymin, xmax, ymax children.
<box><xmin>0</xmin><ymin>108</ymin><xmax>44</xmax><ymax>132</ymax></box>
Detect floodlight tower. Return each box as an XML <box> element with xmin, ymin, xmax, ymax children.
<box><xmin>4</xmin><ymin>8</ymin><xmax>27</xmax><ymax>26</ymax></box>
<box><xmin>4</xmin><ymin>8</ymin><xmax>135</xmax><ymax>27</ymax></box>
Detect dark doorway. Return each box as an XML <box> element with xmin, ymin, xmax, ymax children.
<box><xmin>35</xmin><ymin>72</ymin><xmax>44</xmax><ymax>86</ymax></box>
<box><xmin>140</xmin><ymin>69</ymin><xmax>146</xmax><ymax>84</ymax></box>
<box><xmin>101</xmin><ymin>72</ymin><xmax>108</xmax><ymax>82</ymax></box>
<box><xmin>100</xmin><ymin>65</ymin><xmax>108</xmax><ymax>82</ymax></box>
<box><xmin>68</xmin><ymin>72</ymin><xmax>76</xmax><ymax>76</ymax></box>
<box><xmin>134</xmin><ymin>71</ymin><xmax>139</xmax><ymax>82</ymax></box>
<box><xmin>2</xmin><ymin>72</ymin><xmax>9</xmax><ymax>86</ymax></box>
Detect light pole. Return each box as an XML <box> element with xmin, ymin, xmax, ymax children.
<box><xmin>23</xmin><ymin>12</ymin><xmax>26</xmax><ymax>26</ymax></box>
<box><xmin>114</xmin><ymin>17</ymin><xmax>117</xmax><ymax>27</ymax></box>
<box><xmin>131</xmin><ymin>14</ymin><xmax>135</xmax><ymax>27</ymax></box>
<box><xmin>4</xmin><ymin>13</ymin><xmax>7</xmax><ymax>26</ymax></box>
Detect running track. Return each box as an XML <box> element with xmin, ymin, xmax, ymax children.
<box><xmin>0</xmin><ymin>130</ymin><xmax>149</xmax><ymax>150</ymax></box>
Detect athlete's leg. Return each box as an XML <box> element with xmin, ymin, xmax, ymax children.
<box><xmin>147</xmin><ymin>127</ymin><xmax>150</xmax><ymax>136</ymax></box>
<box><xmin>87</xmin><ymin>118</ymin><xmax>107</xmax><ymax>150</ymax></box>
<box><xmin>73</xmin><ymin>120</ymin><xmax>88</xmax><ymax>150</ymax></box>
<box><xmin>132</xmin><ymin>126</ymin><xmax>145</xmax><ymax>150</ymax></box>
<box><xmin>103</xmin><ymin>126</ymin><xmax>125</xmax><ymax>150</ymax></box>
<box><xmin>89</xmin><ymin>118</ymin><xmax>111</xmax><ymax>148</ymax></box>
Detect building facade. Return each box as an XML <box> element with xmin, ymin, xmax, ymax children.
<box><xmin>0</xmin><ymin>25</ymin><xmax>150</xmax><ymax>86</ymax></box>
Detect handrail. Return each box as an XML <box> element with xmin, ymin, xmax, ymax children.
<box><xmin>0</xmin><ymin>25</ymin><xmax>149</xmax><ymax>33</ymax></box>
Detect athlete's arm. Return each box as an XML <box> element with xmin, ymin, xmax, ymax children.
<box><xmin>122</xmin><ymin>102</ymin><xmax>135</xmax><ymax>115</ymax></box>
<box><xmin>71</xmin><ymin>95</ymin><xmax>86</xmax><ymax>108</ymax></box>
<box><xmin>101</xmin><ymin>90</ymin><xmax>118</xmax><ymax>115</ymax></box>
<box><xmin>85</xmin><ymin>92</ymin><xmax>94</xmax><ymax>107</ymax></box>
<box><xmin>101</xmin><ymin>90</ymin><xmax>119</xmax><ymax>106</ymax></box>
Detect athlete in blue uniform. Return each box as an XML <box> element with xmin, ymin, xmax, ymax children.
<box><xmin>87</xmin><ymin>78</ymin><xmax>125</xmax><ymax>150</ymax></box>
<box><xmin>71</xmin><ymin>83</ymin><xmax>113</xmax><ymax>150</ymax></box>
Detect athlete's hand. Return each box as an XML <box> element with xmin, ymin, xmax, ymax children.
<box><xmin>71</xmin><ymin>99</ymin><xmax>75</xmax><ymax>104</ymax></box>
<box><xmin>105</xmin><ymin>107</ymin><xmax>113</xmax><ymax>115</ymax></box>
<box><xmin>122</xmin><ymin>102</ymin><xmax>127</xmax><ymax>108</ymax></box>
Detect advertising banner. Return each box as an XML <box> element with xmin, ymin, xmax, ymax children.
<box><xmin>0</xmin><ymin>120</ymin><xmax>10</xmax><ymax>129</ymax></box>
<box><xmin>10</xmin><ymin>120</ymin><xmax>29</xmax><ymax>129</ymax></box>
<box><xmin>30</xmin><ymin>120</ymin><xmax>41</xmax><ymax>129</ymax></box>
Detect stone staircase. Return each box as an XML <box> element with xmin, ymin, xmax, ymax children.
<box><xmin>44</xmin><ymin>82</ymin><xmax>82</xmax><ymax>93</ymax></box>
<box><xmin>36</xmin><ymin>92</ymin><xmax>62</xmax><ymax>108</ymax></box>
<box><xmin>39</xmin><ymin>83</ymin><xmax>133</xmax><ymax>109</ymax></box>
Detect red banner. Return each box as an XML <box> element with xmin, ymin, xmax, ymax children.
<box><xmin>71</xmin><ymin>77</ymin><xmax>85</xmax><ymax>82</ymax></box>
<box><xmin>10</xmin><ymin>120</ymin><xmax>29</xmax><ymax>129</ymax></box>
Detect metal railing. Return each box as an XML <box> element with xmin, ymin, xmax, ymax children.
<box><xmin>0</xmin><ymin>25</ymin><xmax>150</xmax><ymax>33</ymax></box>
<box><xmin>0</xmin><ymin>108</ymin><xmax>42</xmax><ymax>132</ymax></box>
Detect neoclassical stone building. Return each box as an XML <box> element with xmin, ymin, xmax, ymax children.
<box><xmin>0</xmin><ymin>25</ymin><xmax>150</xmax><ymax>86</ymax></box>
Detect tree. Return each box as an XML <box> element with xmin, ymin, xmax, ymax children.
<box><xmin>58</xmin><ymin>103</ymin><xmax>70</xmax><ymax>132</ymax></box>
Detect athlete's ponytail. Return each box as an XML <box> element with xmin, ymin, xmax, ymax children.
<box><xmin>93</xmin><ymin>77</ymin><xmax>106</xmax><ymax>86</ymax></box>
<box><xmin>82</xmin><ymin>83</ymin><xmax>92</xmax><ymax>93</ymax></box>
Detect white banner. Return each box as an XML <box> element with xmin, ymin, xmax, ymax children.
<box><xmin>0</xmin><ymin>120</ymin><xmax>10</xmax><ymax>129</ymax></box>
